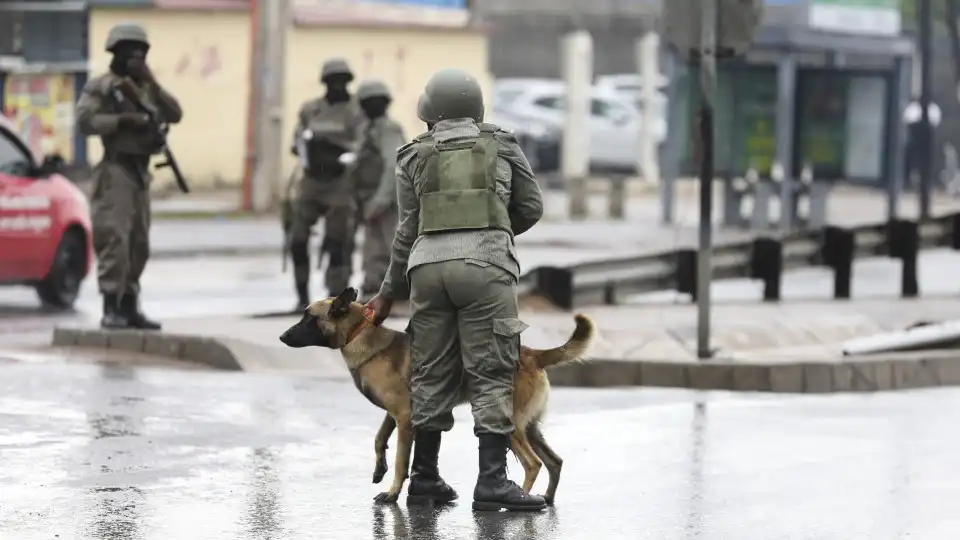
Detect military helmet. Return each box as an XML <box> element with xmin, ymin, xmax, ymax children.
<box><xmin>105</xmin><ymin>23</ymin><xmax>150</xmax><ymax>52</ymax></box>
<box><xmin>320</xmin><ymin>58</ymin><xmax>354</xmax><ymax>82</ymax></box>
<box><xmin>417</xmin><ymin>93</ymin><xmax>438</xmax><ymax>124</ymax></box>
<box><xmin>356</xmin><ymin>79</ymin><xmax>391</xmax><ymax>102</ymax></box>
<box><xmin>420</xmin><ymin>68</ymin><xmax>484</xmax><ymax>122</ymax></box>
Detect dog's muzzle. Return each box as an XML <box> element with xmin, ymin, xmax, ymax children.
<box><xmin>279</xmin><ymin>316</ymin><xmax>329</xmax><ymax>348</ymax></box>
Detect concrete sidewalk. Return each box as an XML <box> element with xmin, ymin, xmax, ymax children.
<box><xmin>50</xmin><ymin>297</ymin><xmax>960</xmax><ymax>393</ymax></box>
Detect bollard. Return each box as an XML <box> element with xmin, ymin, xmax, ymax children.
<box><xmin>675</xmin><ymin>249</ymin><xmax>698</xmax><ymax>299</ymax></box>
<box><xmin>749</xmin><ymin>237</ymin><xmax>783</xmax><ymax>301</ymax></box>
<box><xmin>888</xmin><ymin>219</ymin><xmax>919</xmax><ymax>298</ymax></box>
<box><xmin>608</xmin><ymin>176</ymin><xmax>626</xmax><ymax>219</ymax></box>
<box><xmin>822</xmin><ymin>226</ymin><xmax>854</xmax><ymax>299</ymax></box>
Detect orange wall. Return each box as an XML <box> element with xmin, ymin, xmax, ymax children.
<box><xmin>88</xmin><ymin>7</ymin><xmax>490</xmax><ymax>191</ymax></box>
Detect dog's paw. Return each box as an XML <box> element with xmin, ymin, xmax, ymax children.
<box><xmin>543</xmin><ymin>494</ymin><xmax>555</xmax><ymax>506</ymax></box>
<box><xmin>372</xmin><ymin>460</ymin><xmax>388</xmax><ymax>484</ymax></box>
<box><xmin>374</xmin><ymin>491</ymin><xmax>400</xmax><ymax>504</ymax></box>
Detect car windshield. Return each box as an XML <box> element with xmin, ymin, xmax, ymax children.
<box><xmin>0</xmin><ymin>128</ymin><xmax>33</xmax><ymax>177</ymax></box>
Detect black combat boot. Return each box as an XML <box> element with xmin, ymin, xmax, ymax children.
<box><xmin>122</xmin><ymin>293</ymin><xmax>161</xmax><ymax>330</ymax></box>
<box><xmin>100</xmin><ymin>293</ymin><xmax>130</xmax><ymax>330</ymax></box>
<box><xmin>407</xmin><ymin>430</ymin><xmax>458</xmax><ymax>505</ymax></box>
<box><xmin>295</xmin><ymin>280</ymin><xmax>310</xmax><ymax>312</ymax></box>
<box><xmin>472</xmin><ymin>433</ymin><xmax>547</xmax><ymax>512</ymax></box>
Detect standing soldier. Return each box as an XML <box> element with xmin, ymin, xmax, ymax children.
<box><xmin>365</xmin><ymin>69</ymin><xmax>547</xmax><ymax>512</ymax></box>
<box><xmin>75</xmin><ymin>23</ymin><xmax>182</xmax><ymax>330</ymax></box>
<box><xmin>350</xmin><ymin>80</ymin><xmax>406</xmax><ymax>302</ymax></box>
<box><xmin>289</xmin><ymin>58</ymin><xmax>365</xmax><ymax>310</ymax></box>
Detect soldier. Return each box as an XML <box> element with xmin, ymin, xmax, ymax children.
<box><xmin>366</xmin><ymin>69</ymin><xmax>547</xmax><ymax>512</ymax></box>
<box><xmin>289</xmin><ymin>58</ymin><xmax>365</xmax><ymax>310</ymax></box>
<box><xmin>75</xmin><ymin>22</ymin><xmax>182</xmax><ymax>330</ymax></box>
<box><xmin>350</xmin><ymin>80</ymin><xmax>406</xmax><ymax>302</ymax></box>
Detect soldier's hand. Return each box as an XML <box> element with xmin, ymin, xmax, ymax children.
<box><xmin>364</xmin><ymin>202</ymin><xmax>387</xmax><ymax>222</ymax></box>
<box><xmin>365</xmin><ymin>294</ymin><xmax>393</xmax><ymax>326</ymax></box>
<box><xmin>118</xmin><ymin>112</ymin><xmax>150</xmax><ymax>128</ymax></box>
<box><xmin>138</xmin><ymin>63</ymin><xmax>157</xmax><ymax>86</ymax></box>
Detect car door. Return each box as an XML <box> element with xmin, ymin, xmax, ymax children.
<box><xmin>589</xmin><ymin>96</ymin><xmax>639</xmax><ymax>170</ymax></box>
<box><xmin>527</xmin><ymin>93</ymin><xmax>610</xmax><ymax>170</ymax></box>
<box><xmin>0</xmin><ymin>127</ymin><xmax>51</xmax><ymax>281</ymax></box>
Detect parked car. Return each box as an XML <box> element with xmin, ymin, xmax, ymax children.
<box><xmin>495</xmin><ymin>81</ymin><xmax>664</xmax><ymax>172</ymax></box>
<box><xmin>0</xmin><ymin>115</ymin><xmax>93</xmax><ymax>309</ymax></box>
<box><xmin>595</xmin><ymin>73</ymin><xmax>669</xmax><ymax>141</ymax></box>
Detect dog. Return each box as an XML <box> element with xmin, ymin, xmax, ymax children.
<box><xmin>278</xmin><ymin>287</ymin><xmax>595</xmax><ymax>505</ymax></box>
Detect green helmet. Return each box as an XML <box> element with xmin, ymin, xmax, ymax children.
<box><xmin>417</xmin><ymin>93</ymin><xmax>438</xmax><ymax>124</ymax></box>
<box><xmin>420</xmin><ymin>68</ymin><xmax>484</xmax><ymax>122</ymax></box>
<box><xmin>105</xmin><ymin>23</ymin><xmax>149</xmax><ymax>52</ymax></box>
<box><xmin>320</xmin><ymin>58</ymin><xmax>353</xmax><ymax>83</ymax></box>
<box><xmin>356</xmin><ymin>79</ymin><xmax>391</xmax><ymax>101</ymax></box>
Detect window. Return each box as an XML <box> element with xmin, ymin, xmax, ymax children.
<box><xmin>532</xmin><ymin>95</ymin><xmax>564</xmax><ymax>110</ymax></box>
<box><xmin>0</xmin><ymin>130</ymin><xmax>32</xmax><ymax>177</ymax></box>
<box><xmin>591</xmin><ymin>98</ymin><xmax>631</xmax><ymax>120</ymax></box>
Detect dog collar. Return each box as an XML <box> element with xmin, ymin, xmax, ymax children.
<box><xmin>345</xmin><ymin>305</ymin><xmax>376</xmax><ymax>346</ymax></box>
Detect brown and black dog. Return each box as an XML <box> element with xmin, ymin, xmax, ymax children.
<box><xmin>279</xmin><ymin>287</ymin><xmax>595</xmax><ymax>505</ymax></box>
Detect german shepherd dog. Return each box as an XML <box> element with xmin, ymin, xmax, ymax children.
<box><xmin>278</xmin><ymin>287</ymin><xmax>595</xmax><ymax>505</ymax></box>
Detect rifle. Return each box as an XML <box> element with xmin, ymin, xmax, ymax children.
<box><xmin>112</xmin><ymin>79</ymin><xmax>190</xmax><ymax>194</ymax></box>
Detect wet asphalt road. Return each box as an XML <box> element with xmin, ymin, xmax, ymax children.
<box><xmin>2</xmin><ymin>362</ymin><xmax>959</xmax><ymax>540</ymax></box>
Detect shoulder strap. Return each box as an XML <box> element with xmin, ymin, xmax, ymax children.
<box><xmin>477</xmin><ymin>122</ymin><xmax>499</xmax><ymax>133</ymax></box>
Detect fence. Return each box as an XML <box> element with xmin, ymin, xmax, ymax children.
<box><xmin>520</xmin><ymin>213</ymin><xmax>960</xmax><ymax>310</ymax></box>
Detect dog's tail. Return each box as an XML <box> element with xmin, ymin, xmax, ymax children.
<box><xmin>535</xmin><ymin>314</ymin><xmax>595</xmax><ymax>370</ymax></box>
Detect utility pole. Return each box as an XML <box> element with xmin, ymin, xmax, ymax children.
<box><xmin>662</xmin><ymin>0</ymin><xmax>763</xmax><ymax>360</ymax></box>
<box><xmin>251</xmin><ymin>0</ymin><xmax>289</xmax><ymax>213</ymax></box>
<box><xmin>918</xmin><ymin>0</ymin><xmax>933</xmax><ymax>220</ymax></box>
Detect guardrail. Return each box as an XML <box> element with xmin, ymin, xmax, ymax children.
<box><xmin>523</xmin><ymin>213</ymin><xmax>960</xmax><ymax>310</ymax></box>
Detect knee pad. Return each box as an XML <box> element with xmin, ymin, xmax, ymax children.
<box><xmin>290</xmin><ymin>241</ymin><xmax>310</xmax><ymax>266</ymax></box>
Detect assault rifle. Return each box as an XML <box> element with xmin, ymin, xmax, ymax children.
<box><xmin>112</xmin><ymin>79</ymin><xmax>190</xmax><ymax>194</ymax></box>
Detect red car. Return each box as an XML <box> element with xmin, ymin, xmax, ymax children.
<box><xmin>0</xmin><ymin>114</ymin><xmax>93</xmax><ymax>309</ymax></box>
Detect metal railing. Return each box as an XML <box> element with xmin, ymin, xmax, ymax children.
<box><xmin>522</xmin><ymin>212</ymin><xmax>960</xmax><ymax>310</ymax></box>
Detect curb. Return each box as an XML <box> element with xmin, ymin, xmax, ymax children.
<box><xmin>151</xmin><ymin>246</ymin><xmax>281</xmax><ymax>260</ymax></box>
<box><xmin>50</xmin><ymin>328</ymin><xmax>960</xmax><ymax>392</ymax></box>
<box><xmin>52</xmin><ymin>327</ymin><xmax>243</xmax><ymax>371</ymax></box>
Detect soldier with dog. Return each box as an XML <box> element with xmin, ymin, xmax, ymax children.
<box><xmin>365</xmin><ymin>68</ymin><xmax>547</xmax><ymax>512</ymax></box>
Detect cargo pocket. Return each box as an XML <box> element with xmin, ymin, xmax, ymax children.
<box><xmin>489</xmin><ymin>317</ymin><xmax>528</xmax><ymax>371</ymax></box>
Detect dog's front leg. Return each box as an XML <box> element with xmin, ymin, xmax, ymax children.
<box><xmin>375</xmin><ymin>412</ymin><xmax>413</xmax><ymax>504</ymax></box>
<box><xmin>373</xmin><ymin>413</ymin><xmax>397</xmax><ymax>484</ymax></box>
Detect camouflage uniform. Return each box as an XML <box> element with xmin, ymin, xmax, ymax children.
<box><xmin>75</xmin><ymin>23</ymin><xmax>182</xmax><ymax>330</ymax></box>
<box><xmin>289</xmin><ymin>58</ymin><xmax>365</xmax><ymax>309</ymax></box>
<box><xmin>377</xmin><ymin>69</ymin><xmax>547</xmax><ymax>511</ymax></box>
<box><xmin>350</xmin><ymin>80</ymin><xmax>406</xmax><ymax>301</ymax></box>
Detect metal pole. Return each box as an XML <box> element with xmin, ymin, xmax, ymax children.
<box><xmin>919</xmin><ymin>0</ymin><xmax>933</xmax><ymax>220</ymax></box>
<box><xmin>696</xmin><ymin>0</ymin><xmax>716</xmax><ymax>360</ymax></box>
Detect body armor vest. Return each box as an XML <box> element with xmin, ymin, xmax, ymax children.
<box><xmin>414</xmin><ymin>124</ymin><xmax>512</xmax><ymax>236</ymax></box>
<box><xmin>302</xmin><ymin>103</ymin><xmax>355</xmax><ymax>177</ymax></box>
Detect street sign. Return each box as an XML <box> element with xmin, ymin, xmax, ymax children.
<box><xmin>661</xmin><ymin>0</ymin><xmax>765</xmax><ymax>58</ymax></box>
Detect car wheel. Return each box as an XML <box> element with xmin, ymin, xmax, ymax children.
<box><xmin>35</xmin><ymin>229</ymin><xmax>87</xmax><ymax>309</ymax></box>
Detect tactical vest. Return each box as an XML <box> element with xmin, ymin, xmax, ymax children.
<box><xmin>414</xmin><ymin>124</ymin><xmax>512</xmax><ymax>236</ymax></box>
<box><xmin>353</xmin><ymin>122</ymin><xmax>383</xmax><ymax>195</ymax></box>
<box><xmin>303</xmin><ymin>102</ymin><xmax>355</xmax><ymax>176</ymax></box>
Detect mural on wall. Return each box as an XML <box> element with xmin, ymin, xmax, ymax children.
<box><xmin>1</xmin><ymin>73</ymin><xmax>76</xmax><ymax>162</ymax></box>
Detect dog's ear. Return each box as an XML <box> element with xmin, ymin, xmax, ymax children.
<box><xmin>330</xmin><ymin>287</ymin><xmax>358</xmax><ymax>318</ymax></box>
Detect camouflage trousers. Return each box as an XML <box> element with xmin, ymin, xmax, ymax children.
<box><xmin>289</xmin><ymin>174</ymin><xmax>355</xmax><ymax>297</ymax></box>
<box><xmin>90</xmin><ymin>160</ymin><xmax>151</xmax><ymax>296</ymax></box>
<box><xmin>353</xmin><ymin>195</ymin><xmax>398</xmax><ymax>298</ymax></box>
<box><xmin>407</xmin><ymin>259</ymin><xmax>527</xmax><ymax>436</ymax></box>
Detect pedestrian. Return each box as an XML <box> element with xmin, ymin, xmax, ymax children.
<box><xmin>350</xmin><ymin>80</ymin><xmax>406</xmax><ymax>302</ymax></box>
<box><xmin>289</xmin><ymin>58</ymin><xmax>365</xmax><ymax>310</ymax></box>
<box><xmin>365</xmin><ymin>69</ymin><xmax>547</xmax><ymax>512</ymax></box>
<box><xmin>75</xmin><ymin>22</ymin><xmax>182</xmax><ymax>330</ymax></box>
